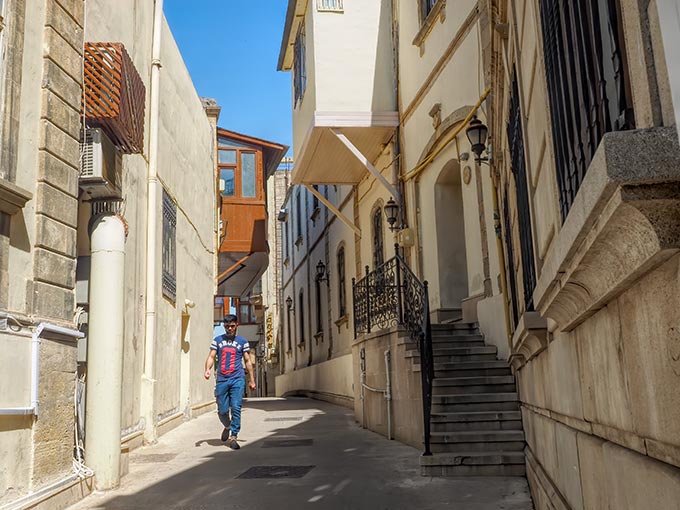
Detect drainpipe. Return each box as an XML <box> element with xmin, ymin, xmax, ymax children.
<box><xmin>85</xmin><ymin>214</ymin><xmax>126</xmax><ymax>490</ymax></box>
<box><xmin>0</xmin><ymin>323</ymin><xmax>83</xmax><ymax>416</ymax></box>
<box><xmin>141</xmin><ymin>0</ymin><xmax>164</xmax><ymax>443</ymax></box>
<box><xmin>384</xmin><ymin>348</ymin><xmax>392</xmax><ymax>440</ymax></box>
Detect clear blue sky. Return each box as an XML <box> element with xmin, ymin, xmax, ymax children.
<box><xmin>165</xmin><ymin>1</ymin><xmax>292</xmax><ymax>154</ymax></box>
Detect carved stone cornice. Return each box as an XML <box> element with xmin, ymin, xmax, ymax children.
<box><xmin>509</xmin><ymin>311</ymin><xmax>548</xmax><ymax>372</ymax></box>
<box><xmin>0</xmin><ymin>177</ymin><xmax>32</xmax><ymax>215</ymax></box>
<box><xmin>533</xmin><ymin>127</ymin><xmax>680</xmax><ymax>332</ymax></box>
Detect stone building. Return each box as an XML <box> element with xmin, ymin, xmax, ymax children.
<box><xmin>276</xmin><ymin>0</ymin><xmax>680</xmax><ymax>504</ymax></box>
<box><xmin>0</xmin><ymin>0</ymin><xmax>219</xmax><ymax>507</ymax></box>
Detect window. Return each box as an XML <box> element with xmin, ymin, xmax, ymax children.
<box><xmin>293</xmin><ymin>24</ymin><xmax>306</xmax><ymax>107</ymax></box>
<box><xmin>0</xmin><ymin>212</ymin><xmax>9</xmax><ymax>306</ymax></box>
<box><xmin>295</xmin><ymin>189</ymin><xmax>302</xmax><ymax>239</ymax></box>
<box><xmin>237</xmin><ymin>300</ymin><xmax>256</xmax><ymax>324</ymax></box>
<box><xmin>507</xmin><ymin>72</ymin><xmax>537</xmax><ymax>311</ymax></box>
<box><xmin>538</xmin><ymin>0</ymin><xmax>633</xmax><ymax>221</ymax></box>
<box><xmin>284</xmin><ymin>216</ymin><xmax>290</xmax><ymax>259</ymax></box>
<box><xmin>286</xmin><ymin>297</ymin><xmax>292</xmax><ymax>351</ymax></box>
<box><xmin>312</xmin><ymin>185</ymin><xmax>319</xmax><ymax>211</ymax></box>
<box><xmin>372</xmin><ymin>207</ymin><xmax>384</xmax><ymax>269</ymax></box>
<box><xmin>317</xmin><ymin>0</ymin><xmax>343</xmax><ymax>12</ymax></box>
<box><xmin>298</xmin><ymin>290</ymin><xmax>305</xmax><ymax>345</ymax></box>
<box><xmin>337</xmin><ymin>246</ymin><xmax>346</xmax><ymax>317</ymax></box>
<box><xmin>162</xmin><ymin>188</ymin><xmax>177</xmax><ymax>302</ymax></box>
<box><xmin>217</xmin><ymin>137</ymin><xmax>260</xmax><ymax>200</ymax></box>
<box><xmin>420</xmin><ymin>0</ymin><xmax>437</xmax><ymax>19</ymax></box>
<box><xmin>315</xmin><ymin>278</ymin><xmax>322</xmax><ymax>333</ymax></box>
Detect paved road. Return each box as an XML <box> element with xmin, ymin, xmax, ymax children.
<box><xmin>68</xmin><ymin>397</ymin><xmax>533</xmax><ymax>510</ymax></box>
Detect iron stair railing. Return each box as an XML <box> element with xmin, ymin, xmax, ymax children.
<box><xmin>352</xmin><ymin>245</ymin><xmax>435</xmax><ymax>456</ymax></box>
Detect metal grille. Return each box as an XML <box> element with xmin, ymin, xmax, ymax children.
<box><xmin>162</xmin><ymin>189</ymin><xmax>177</xmax><ymax>302</ymax></box>
<box><xmin>539</xmin><ymin>0</ymin><xmax>634</xmax><ymax>221</ymax></box>
<box><xmin>83</xmin><ymin>43</ymin><xmax>146</xmax><ymax>154</ymax></box>
<box><xmin>507</xmin><ymin>73</ymin><xmax>537</xmax><ymax>311</ymax></box>
<box><xmin>237</xmin><ymin>466</ymin><xmax>315</xmax><ymax>479</ymax></box>
<box><xmin>503</xmin><ymin>189</ymin><xmax>520</xmax><ymax>329</ymax></box>
<box><xmin>293</xmin><ymin>25</ymin><xmax>306</xmax><ymax>108</ymax></box>
<box><xmin>372</xmin><ymin>208</ymin><xmax>384</xmax><ymax>269</ymax></box>
<box><xmin>337</xmin><ymin>247</ymin><xmax>346</xmax><ymax>317</ymax></box>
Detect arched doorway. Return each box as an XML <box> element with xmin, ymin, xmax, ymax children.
<box><xmin>434</xmin><ymin>159</ymin><xmax>468</xmax><ymax>316</ymax></box>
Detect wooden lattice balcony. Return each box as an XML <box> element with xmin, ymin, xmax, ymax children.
<box><xmin>83</xmin><ymin>43</ymin><xmax>146</xmax><ymax>154</ymax></box>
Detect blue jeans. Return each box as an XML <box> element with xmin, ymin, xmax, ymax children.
<box><xmin>215</xmin><ymin>377</ymin><xmax>245</xmax><ymax>438</ymax></box>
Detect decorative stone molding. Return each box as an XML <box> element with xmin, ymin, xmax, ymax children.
<box><xmin>412</xmin><ymin>0</ymin><xmax>447</xmax><ymax>50</ymax></box>
<box><xmin>509</xmin><ymin>311</ymin><xmax>548</xmax><ymax>372</ymax></box>
<box><xmin>533</xmin><ymin>127</ymin><xmax>680</xmax><ymax>332</ymax></box>
<box><xmin>416</xmin><ymin>105</ymin><xmax>474</xmax><ymax>164</ymax></box>
<box><xmin>0</xmin><ymin>177</ymin><xmax>32</xmax><ymax>214</ymax></box>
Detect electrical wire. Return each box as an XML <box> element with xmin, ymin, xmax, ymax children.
<box><xmin>72</xmin><ymin>373</ymin><xmax>94</xmax><ymax>479</ymax></box>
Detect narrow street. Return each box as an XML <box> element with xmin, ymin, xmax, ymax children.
<box><xmin>67</xmin><ymin>398</ymin><xmax>532</xmax><ymax>510</ymax></box>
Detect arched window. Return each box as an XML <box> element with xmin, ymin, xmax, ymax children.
<box><xmin>337</xmin><ymin>246</ymin><xmax>346</xmax><ymax>317</ymax></box>
<box><xmin>372</xmin><ymin>207</ymin><xmax>384</xmax><ymax>269</ymax></box>
<box><xmin>315</xmin><ymin>276</ymin><xmax>322</xmax><ymax>333</ymax></box>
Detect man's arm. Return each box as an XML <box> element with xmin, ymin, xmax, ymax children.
<box><xmin>204</xmin><ymin>349</ymin><xmax>217</xmax><ymax>380</ymax></box>
<box><xmin>244</xmin><ymin>351</ymin><xmax>256</xmax><ymax>390</ymax></box>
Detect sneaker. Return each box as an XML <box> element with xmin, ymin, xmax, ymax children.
<box><xmin>228</xmin><ymin>437</ymin><xmax>240</xmax><ymax>450</ymax></box>
<box><xmin>221</xmin><ymin>427</ymin><xmax>230</xmax><ymax>442</ymax></box>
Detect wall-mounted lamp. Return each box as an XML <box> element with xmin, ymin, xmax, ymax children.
<box><xmin>285</xmin><ymin>295</ymin><xmax>293</xmax><ymax>311</ymax></box>
<box><xmin>277</xmin><ymin>208</ymin><xmax>288</xmax><ymax>222</ymax></box>
<box><xmin>465</xmin><ymin>115</ymin><xmax>489</xmax><ymax>164</ymax></box>
<box><xmin>315</xmin><ymin>260</ymin><xmax>330</xmax><ymax>283</ymax></box>
<box><xmin>384</xmin><ymin>197</ymin><xmax>400</xmax><ymax>232</ymax></box>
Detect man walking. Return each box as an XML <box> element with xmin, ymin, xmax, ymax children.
<box><xmin>204</xmin><ymin>314</ymin><xmax>256</xmax><ymax>450</ymax></box>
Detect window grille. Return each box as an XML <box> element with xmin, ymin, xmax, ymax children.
<box><xmin>315</xmin><ymin>279</ymin><xmax>322</xmax><ymax>333</ymax></box>
<box><xmin>502</xmin><ymin>190</ymin><xmax>520</xmax><ymax>329</ymax></box>
<box><xmin>507</xmin><ymin>73</ymin><xmax>537</xmax><ymax>311</ymax></box>
<box><xmin>298</xmin><ymin>291</ymin><xmax>305</xmax><ymax>345</ymax></box>
<box><xmin>286</xmin><ymin>302</ymin><xmax>292</xmax><ymax>350</ymax></box>
<box><xmin>295</xmin><ymin>190</ymin><xmax>302</xmax><ymax>238</ymax></box>
<box><xmin>317</xmin><ymin>0</ymin><xmax>343</xmax><ymax>12</ymax></box>
<box><xmin>538</xmin><ymin>0</ymin><xmax>634</xmax><ymax>221</ymax></box>
<box><xmin>372</xmin><ymin>208</ymin><xmax>384</xmax><ymax>269</ymax></box>
<box><xmin>162</xmin><ymin>188</ymin><xmax>177</xmax><ymax>302</ymax></box>
<box><xmin>293</xmin><ymin>24</ymin><xmax>307</xmax><ymax>107</ymax></box>
<box><xmin>337</xmin><ymin>247</ymin><xmax>346</xmax><ymax>317</ymax></box>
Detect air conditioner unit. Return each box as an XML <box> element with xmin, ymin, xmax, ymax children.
<box><xmin>79</xmin><ymin>128</ymin><xmax>122</xmax><ymax>199</ymax></box>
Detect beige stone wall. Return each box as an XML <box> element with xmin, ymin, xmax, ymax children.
<box><xmin>496</xmin><ymin>0</ymin><xmax>680</xmax><ymax>507</ymax></box>
<box><xmin>0</xmin><ymin>0</ymin><xmax>85</xmax><ymax>505</ymax></box>
<box><xmin>351</xmin><ymin>328</ymin><xmax>422</xmax><ymax>449</ymax></box>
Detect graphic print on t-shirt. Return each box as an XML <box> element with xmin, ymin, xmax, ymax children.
<box><xmin>210</xmin><ymin>334</ymin><xmax>250</xmax><ymax>382</ymax></box>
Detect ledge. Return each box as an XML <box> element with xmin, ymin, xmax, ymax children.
<box><xmin>533</xmin><ymin>127</ymin><xmax>680</xmax><ymax>332</ymax></box>
<box><xmin>0</xmin><ymin>177</ymin><xmax>32</xmax><ymax>215</ymax></box>
<box><xmin>334</xmin><ymin>314</ymin><xmax>349</xmax><ymax>333</ymax></box>
<box><xmin>412</xmin><ymin>0</ymin><xmax>446</xmax><ymax>49</ymax></box>
<box><xmin>509</xmin><ymin>311</ymin><xmax>548</xmax><ymax>372</ymax></box>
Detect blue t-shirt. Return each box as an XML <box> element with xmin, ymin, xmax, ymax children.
<box><xmin>210</xmin><ymin>334</ymin><xmax>250</xmax><ymax>382</ymax></box>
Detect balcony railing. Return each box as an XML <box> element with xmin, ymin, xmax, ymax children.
<box><xmin>352</xmin><ymin>246</ymin><xmax>434</xmax><ymax>456</ymax></box>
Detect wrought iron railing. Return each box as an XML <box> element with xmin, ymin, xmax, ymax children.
<box><xmin>352</xmin><ymin>245</ymin><xmax>435</xmax><ymax>456</ymax></box>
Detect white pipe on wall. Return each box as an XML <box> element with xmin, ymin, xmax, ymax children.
<box><xmin>141</xmin><ymin>0</ymin><xmax>164</xmax><ymax>443</ymax></box>
<box><xmin>85</xmin><ymin>214</ymin><xmax>126</xmax><ymax>490</ymax></box>
<box><xmin>0</xmin><ymin>323</ymin><xmax>82</xmax><ymax>416</ymax></box>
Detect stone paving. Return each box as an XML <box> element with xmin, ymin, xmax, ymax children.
<box><xmin>67</xmin><ymin>397</ymin><xmax>533</xmax><ymax>510</ymax></box>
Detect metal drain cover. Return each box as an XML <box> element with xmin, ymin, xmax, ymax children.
<box><xmin>132</xmin><ymin>453</ymin><xmax>177</xmax><ymax>463</ymax></box>
<box><xmin>264</xmin><ymin>416</ymin><xmax>303</xmax><ymax>422</ymax></box>
<box><xmin>262</xmin><ymin>438</ymin><xmax>314</xmax><ymax>448</ymax></box>
<box><xmin>237</xmin><ymin>465</ymin><xmax>315</xmax><ymax>479</ymax></box>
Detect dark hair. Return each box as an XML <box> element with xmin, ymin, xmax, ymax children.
<box><xmin>223</xmin><ymin>314</ymin><xmax>238</xmax><ymax>324</ymax></box>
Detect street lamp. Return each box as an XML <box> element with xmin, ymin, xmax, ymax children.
<box><xmin>316</xmin><ymin>260</ymin><xmax>329</xmax><ymax>283</ymax></box>
<box><xmin>384</xmin><ymin>197</ymin><xmax>400</xmax><ymax>232</ymax></box>
<box><xmin>285</xmin><ymin>295</ymin><xmax>293</xmax><ymax>311</ymax></box>
<box><xmin>465</xmin><ymin>115</ymin><xmax>489</xmax><ymax>163</ymax></box>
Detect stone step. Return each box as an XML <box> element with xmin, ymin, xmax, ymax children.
<box><xmin>431</xmin><ymin>336</ymin><xmax>485</xmax><ymax>345</ymax></box>
<box><xmin>420</xmin><ymin>451</ymin><xmax>527</xmax><ymax>477</ymax></box>
<box><xmin>432</xmin><ymin>345</ymin><xmax>497</xmax><ymax>356</ymax></box>
<box><xmin>432</xmin><ymin>322</ymin><xmax>479</xmax><ymax>332</ymax></box>
<box><xmin>432</xmin><ymin>375</ymin><xmax>516</xmax><ymax>395</ymax></box>
<box><xmin>434</xmin><ymin>360</ymin><xmax>512</xmax><ymax>378</ymax></box>
<box><xmin>430</xmin><ymin>430</ymin><xmax>525</xmax><ymax>453</ymax></box>
<box><xmin>431</xmin><ymin>393</ymin><xmax>520</xmax><ymax>413</ymax></box>
<box><xmin>431</xmin><ymin>411</ymin><xmax>523</xmax><ymax>432</ymax></box>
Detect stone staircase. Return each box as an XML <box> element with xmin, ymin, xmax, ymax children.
<box><xmin>407</xmin><ymin>322</ymin><xmax>526</xmax><ymax>477</ymax></box>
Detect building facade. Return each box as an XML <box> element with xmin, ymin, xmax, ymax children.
<box><xmin>277</xmin><ymin>0</ymin><xmax>680</xmax><ymax>505</ymax></box>
<box><xmin>0</xmin><ymin>0</ymin><xmax>219</xmax><ymax>507</ymax></box>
